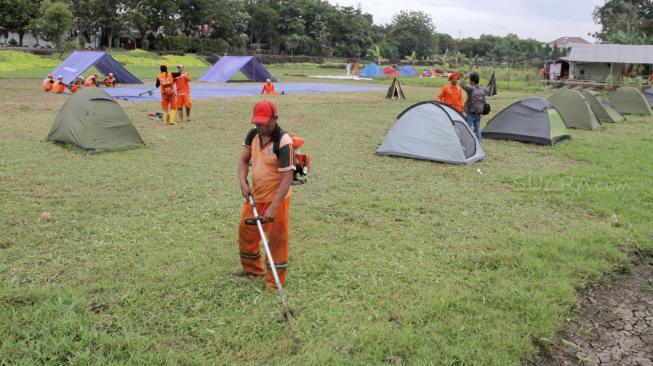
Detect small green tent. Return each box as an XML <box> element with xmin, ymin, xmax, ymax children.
<box><xmin>609</xmin><ymin>86</ymin><xmax>652</xmax><ymax>116</ymax></box>
<box><xmin>482</xmin><ymin>97</ymin><xmax>570</xmax><ymax>145</ymax></box>
<box><xmin>579</xmin><ymin>89</ymin><xmax>624</xmax><ymax>123</ymax></box>
<box><xmin>548</xmin><ymin>89</ymin><xmax>600</xmax><ymax>130</ymax></box>
<box><xmin>47</xmin><ymin>88</ymin><xmax>144</xmax><ymax>152</ymax></box>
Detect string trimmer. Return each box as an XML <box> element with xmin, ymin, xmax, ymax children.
<box><xmin>245</xmin><ymin>194</ymin><xmax>299</xmax><ymax>332</ymax></box>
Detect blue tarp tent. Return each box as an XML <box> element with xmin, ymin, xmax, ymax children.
<box><xmin>399</xmin><ymin>65</ymin><xmax>418</xmax><ymax>77</ymax></box>
<box><xmin>198</xmin><ymin>56</ymin><xmax>276</xmax><ymax>82</ymax></box>
<box><xmin>360</xmin><ymin>63</ymin><xmax>383</xmax><ymax>78</ymax></box>
<box><xmin>47</xmin><ymin>51</ymin><xmax>142</xmax><ymax>85</ymax></box>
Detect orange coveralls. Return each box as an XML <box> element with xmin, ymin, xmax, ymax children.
<box><xmin>157</xmin><ymin>72</ymin><xmax>176</xmax><ymax>124</ymax></box>
<box><xmin>175</xmin><ymin>72</ymin><xmax>192</xmax><ymax>109</ymax></box>
<box><xmin>69</xmin><ymin>83</ymin><xmax>81</xmax><ymax>93</ymax></box>
<box><xmin>261</xmin><ymin>82</ymin><xmax>276</xmax><ymax>95</ymax></box>
<box><xmin>53</xmin><ymin>80</ymin><xmax>66</xmax><ymax>94</ymax></box>
<box><xmin>437</xmin><ymin>83</ymin><xmax>463</xmax><ymax>113</ymax></box>
<box><xmin>239</xmin><ymin>130</ymin><xmax>295</xmax><ymax>289</ymax></box>
<box><xmin>43</xmin><ymin>77</ymin><xmax>54</xmax><ymax>91</ymax></box>
<box><xmin>104</xmin><ymin>76</ymin><xmax>116</xmax><ymax>87</ymax></box>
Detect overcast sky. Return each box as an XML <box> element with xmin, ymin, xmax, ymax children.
<box><xmin>328</xmin><ymin>0</ymin><xmax>605</xmax><ymax>42</ymax></box>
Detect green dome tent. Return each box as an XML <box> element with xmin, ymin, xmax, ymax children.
<box><xmin>609</xmin><ymin>86</ymin><xmax>652</xmax><ymax>116</ymax></box>
<box><xmin>47</xmin><ymin>88</ymin><xmax>144</xmax><ymax>152</ymax></box>
<box><xmin>482</xmin><ymin>97</ymin><xmax>570</xmax><ymax>145</ymax></box>
<box><xmin>579</xmin><ymin>89</ymin><xmax>624</xmax><ymax>123</ymax></box>
<box><xmin>548</xmin><ymin>89</ymin><xmax>600</xmax><ymax>130</ymax></box>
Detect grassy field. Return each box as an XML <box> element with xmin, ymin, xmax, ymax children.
<box><xmin>0</xmin><ymin>68</ymin><xmax>651</xmax><ymax>365</ymax></box>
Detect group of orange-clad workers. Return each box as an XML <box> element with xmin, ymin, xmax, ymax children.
<box><xmin>43</xmin><ymin>64</ymin><xmax>281</xmax><ymax>131</ymax></box>
<box><xmin>42</xmin><ymin>72</ymin><xmax>117</xmax><ymax>94</ymax></box>
<box><xmin>155</xmin><ymin>64</ymin><xmax>193</xmax><ymax>126</ymax></box>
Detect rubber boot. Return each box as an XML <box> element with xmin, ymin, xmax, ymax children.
<box><xmin>162</xmin><ymin>111</ymin><xmax>168</xmax><ymax>126</ymax></box>
<box><xmin>169</xmin><ymin>109</ymin><xmax>177</xmax><ymax>125</ymax></box>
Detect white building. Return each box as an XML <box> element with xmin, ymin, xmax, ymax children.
<box><xmin>553</xmin><ymin>43</ymin><xmax>653</xmax><ymax>82</ymax></box>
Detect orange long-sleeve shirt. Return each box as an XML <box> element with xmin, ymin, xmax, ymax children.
<box><xmin>437</xmin><ymin>83</ymin><xmax>463</xmax><ymax>113</ymax></box>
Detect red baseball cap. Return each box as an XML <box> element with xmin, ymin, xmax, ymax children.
<box><xmin>252</xmin><ymin>100</ymin><xmax>279</xmax><ymax>124</ymax></box>
<box><xmin>448</xmin><ymin>72</ymin><xmax>461</xmax><ymax>81</ymax></box>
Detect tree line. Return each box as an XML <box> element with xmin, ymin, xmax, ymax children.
<box><xmin>1</xmin><ymin>0</ymin><xmax>650</xmax><ymax>63</ymax></box>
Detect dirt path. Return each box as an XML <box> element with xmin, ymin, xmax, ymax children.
<box><xmin>536</xmin><ymin>251</ymin><xmax>653</xmax><ymax>365</ymax></box>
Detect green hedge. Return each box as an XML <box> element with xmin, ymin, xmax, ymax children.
<box><xmin>153</xmin><ymin>36</ymin><xmax>228</xmax><ymax>54</ymax></box>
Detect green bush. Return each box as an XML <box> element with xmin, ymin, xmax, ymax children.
<box><xmin>8</xmin><ymin>39</ymin><xmax>18</xmax><ymax>46</ymax></box>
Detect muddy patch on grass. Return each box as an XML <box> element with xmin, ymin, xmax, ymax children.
<box><xmin>535</xmin><ymin>251</ymin><xmax>653</xmax><ymax>365</ymax></box>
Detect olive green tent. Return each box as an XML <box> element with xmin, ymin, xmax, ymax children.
<box><xmin>47</xmin><ymin>88</ymin><xmax>144</xmax><ymax>152</ymax></box>
<box><xmin>548</xmin><ymin>89</ymin><xmax>600</xmax><ymax>130</ymax></box>
<box><xmin>609</xmin><ymin>86</ymin><xmax>652</xmax><ymax>116</ymax></box>
<box><xmin>482</xmin><ymin>97</ymin><xmax>571</xmax><ymax>145</ymax></box>
<box><xmin>579</xmin><ymin>89</ymin><xmax>624</xmax><ymax>123</ymax></box>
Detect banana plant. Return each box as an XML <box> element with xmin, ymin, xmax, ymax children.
<box><xmin>402</xmin><ymin>51</ymin><xmax>417</xmax><ymax>67</ymax></box>
<box><xmin>367</xmin><ymin>44</ymin><xmax>388</xmax><ymax>65</ymax></box>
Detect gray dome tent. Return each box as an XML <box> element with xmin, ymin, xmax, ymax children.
<box><xmin>609</xmin><ymin>86</ymin><xmax>652</xmax><ymax>116</ymax></box>
<box><xmin>548</xmin><ymin>89</ymin><xmax>600</xmax><ymax>130</ymax></box>
<box><xmin>482</xmin><ymin>97</ymin><xmax>571</xmax><ymax>145</ymax></box>
<box><xmin>47</xmin><ymin>88</ymin><xmax>144</xmax><ymax>152</ymax></box>
<box><xmin>579</xmin><ymin>89</ymin><xmax>624</xmax><ymax>123</ymax></box>
<box><xmin>377</xmin><ymin>101</ymin><xmax>485</xmax><ymax>165</ymax></box>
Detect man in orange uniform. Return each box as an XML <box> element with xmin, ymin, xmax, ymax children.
<box><xmin>261</xmin><ymin>79</ymin><xmax>276</xmax><ymax>95</ymax></box>
<box><xmin>53</xmin><ymin>75</ymin><xmax>66</xmax><ymax>94</ymax></box>
<box><xmin>104</xmin><ymin>72</ymin><xmax>116</xmax><ymax>87</ymax></box>
<box><xmin>43</xmin><ymin>74</ymin><xmax>55</xmax><ymax>92</ymax></box>
<box><xmin>236</xmin><ymin>100</ymin><xmax>295</xmax><ymax>291</ymax></box>
<box><xmin>156</xmin><ymin>65</ymin><xmax>176</xmax><ymax>126</ymax></box>
<box><xmin>69</xmin><ymin>77</ymin><xmax>83</xmax><ymax>93</ymax></box>
<box><xmin>173</xmin><ymin>64</ymin><xmax>192</xmax><ymax>126</ymax></box>
<box><xmin>437</xmin><ymin>72</ymin><xmax>463</xmax><ymax>113</ymax></box>
<box><xmin>85</xmin><ymin>75</ymin><xmax>98</xmax><ymax>87</ymax></box>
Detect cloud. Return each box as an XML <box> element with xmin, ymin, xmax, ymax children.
<box><xmin>329</xmin><ymin>0</ymin><xmax>603</xmax><ymax>42</ymax></box>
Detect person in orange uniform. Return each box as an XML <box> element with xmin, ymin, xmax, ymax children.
<box><xmin>104</xmin><ymin>72</ymin><xmax>116</xmax><ymax>87</ymax></box>
<box><xmin>236</xmin><ymin>100</ymin><xmax>295</xmax><ymax>291</ymax></box>
<box><xmin>437</xmin><ymin>72</ymin><xmax>463</xmax><ymax>113</ymax></box>
<box><xmin>69</xmin><ymin>77</ymin><xmax>83</xmax><ymax>93</ymax></box>
<box><xmin>43</xmin><ymin>74</ymin><xmax>55</xmax><ymax>92</ymax></box>
<box><xmin>261</xmin><ymin>79</ymin><xmax>276</xmax><ymax>95</ymax></box>
<box><xmin>173</xmin><ymin>64</ymin><xmax>192</xmax><ymax>125</ymax></box>
<box><xmin>85</xmin><ymin>75</ymin><xmax>98</xmax><ymax>87</ymax></box>
<box><xmin>53</xmin><ymin>75</ymin><xmax>66</xmax><ymax>94</ymax></box>
<box><xmin>156</xmin><ymin>64</ymin><xmax>176</xmax><ymax>126</ymax></box>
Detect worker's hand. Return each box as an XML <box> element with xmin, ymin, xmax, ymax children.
<box><xmin>262</xmin><ymin>206</ymin><xmax>276</xmax><ymax>223</ymax></box>
<box><xmin>240</xmin><ymin>183</ymin><xmax>252</xmax><ymax>201</ymax></box>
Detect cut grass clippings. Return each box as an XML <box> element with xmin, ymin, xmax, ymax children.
<box><xmin>0</xmin><ymin>74</ymin><xmax>651</xmax><ymax>365</ymax></box>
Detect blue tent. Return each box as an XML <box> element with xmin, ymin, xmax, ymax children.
<box><xmin>399</xmin><ymin>65</ymin><xmax>418</xmax><ymax>77</ymax></box>
<box><xmin>198</xmin><ymin>56</ymin><xmax>276</xmax><ymax>83</ymax></box>
<box><xmin>47</xmin><ymin>51</ymin><xmax>142</xmax><ymax>85</ymax></box>
<box><xmin>359</xmin><ymin>63</ymin><xmax>384</xmax><ymax>78</ymax></box>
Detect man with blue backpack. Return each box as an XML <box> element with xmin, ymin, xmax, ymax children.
<box><xmin>461</xmin><ymin>72</ymin><xmax>490</xmax><ymax>142</ymax></box>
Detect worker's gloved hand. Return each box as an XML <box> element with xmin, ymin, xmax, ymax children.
<box><xmin>262</xmin><ymin>206</ymin><xmax>276</xmax><ymax>223</ymax></box>
<box><xmin>241</xmin><ymin>183</ymin><xmax>252</xmax><ymax>201</ymax></box>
